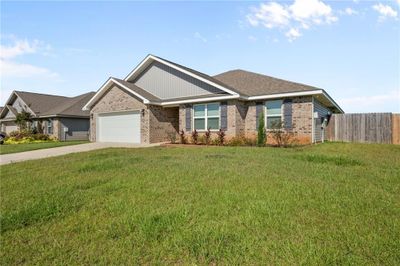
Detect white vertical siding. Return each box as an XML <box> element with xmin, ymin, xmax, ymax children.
<box><xmin>134</xmin><ymin>61</ymin><xmax>226</xmax><ymax>99</ymax></box>
<box><xmin>313</xmin><ymin>99</ymin><xmax>330</xmax><ymax>142</ymax></box>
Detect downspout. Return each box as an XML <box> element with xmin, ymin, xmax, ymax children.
<box><xmin>311</xmin><ymin>96</ymin><xmax>314</xmax><ymax>144</ymax></box>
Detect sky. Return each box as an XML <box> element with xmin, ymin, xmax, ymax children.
<box><xmin>1</xmin><ymin>0</ymin><xmax>399</xmax><ymax>113</ymax></box>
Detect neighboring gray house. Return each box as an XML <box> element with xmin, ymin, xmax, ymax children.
<box><xmin>83</xmin><ymin>54</ymin><xmax>343</xmax><ymax>144</ymax></box>
<box><xmin>0</xmin><ymin>91</ymin><xmax>95</xmax><ymax>141</ymax></box>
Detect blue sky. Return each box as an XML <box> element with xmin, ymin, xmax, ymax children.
<box><xmin>1</xmin><ymin>0</ymin><xmax>399</xmax><ymax>112</ymax></box>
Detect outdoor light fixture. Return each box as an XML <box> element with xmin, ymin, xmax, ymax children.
<box><xmin>141</xmin><ymin>109</ymin><xmax>145</xmax><ymax>116</ymax></box>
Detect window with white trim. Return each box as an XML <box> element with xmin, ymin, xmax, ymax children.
<box><xmin>193</xmin><ymin>103</ymin><xmax>220</xmax><ymax>130</ymax></box>
<box><xmin>47</xmin><ymin>119</ymin><xmax>53</xmax><ymax>134</ymax></box>
<box><xmin>266</xmin><ymin>100</ymin><xmax>283</xmax><ymax>129</ymax></box>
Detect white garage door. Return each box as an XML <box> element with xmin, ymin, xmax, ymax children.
<box><xmin>97</xmin><ymin>111</ymin><xmax>141</xmax><ymax>143</ymax></box>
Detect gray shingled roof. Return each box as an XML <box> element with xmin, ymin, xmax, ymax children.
<box><xmin>213</xmin><ymin>69</ymin><xmax>320</xmax><ymax>97</ymax></box>
<box><xmin>153</xmin><ymin>55</ymin><xmax>320</xmax><ymax>97</ymax></box>
<box><xmin>15</xmin><ymin>91</ymin><xmax>95</xmax><ymax>117</ymax></box>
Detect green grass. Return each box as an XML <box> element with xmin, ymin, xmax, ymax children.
<box><xmin>0</xmin><ymin>143</ymin><xmax>399</xmax><ymax>264</ymax></box>
<box><xmin>0</xmin><ymin>141</ymin><xmax>88</xmax><ymax>155</ymax></box>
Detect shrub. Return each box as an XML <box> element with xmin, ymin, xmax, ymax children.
<box><xmin>244</xmin><ymin>136</ymin><xmax>257</xmax><ymax>146</ymax></box>
<box><xmin>9</xmin><ymin>131</ymin><xmax>20</xmax><ymax>138</ymax></box>
<box><xmin>198</xmin><ymin>135</ymin><xmax>206</xmax><ymax>145</ymax></box>
<box><xmin>257</xmin><ymin>112</ymin><xmax>266</xmax><ymax>147</ymax></box>
<box><xmin>167</xmin><ymin>131</ymin><xmax>177</xmax><ymax>144</ymax></box>
<box><xmin>33</xmin><ymin>133</ymin><xmax>50</xmax><ymax>141</ymax></box>
<box><xmin>179</xmin><ymin>130</ymin><xmax>187</xmax><ymax>144</ymax></box>
<box><xmin>227</xmin><ymin>135</ymin><xmax>257</xmax><ymax>146</ymax></box>
<box><xmin>227</xmin><ymin>135</ymin><xmax>245</xmax><ymax>146</ymax></box>
<box><xmin>216</xmin><ymin>129</ymin><xmax>226</xmax><ymax>146</ymax></box>
<box><xmin>5</xmin><ymin>130</ymin><xmax>52</xmax><ymax>143</ymax></box>
<box><xmin>8</xmin><ymin>129</ymin><xmax>33</xmax><ymax>140</ymax></box>
<box><xmin>269</xmin><ymin>120</ymin><xmax>294</xmax><ymax>147</ymax></box>
<box><xmin>204</xmin><ymin>128</ymin><xmax>211</xmax><ymax>145</ymax></box>
<box><xmin>191</xmin><ymin>129</ymin><xmax>198</xmax><ymax>144</ymax></box>
<box><xmin>210</xmin><ymin>137</ymin><xmax>220</xmax><ymax>146</ymax></box>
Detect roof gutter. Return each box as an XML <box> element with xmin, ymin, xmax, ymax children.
<box><xmin>154</xmin><ymin>95</ymin><xmax>240</xmax><ymax>107</ymax></box>
<box><xmin>321</xmin><ymin>90</ymin><xmax>344</xmax><ymax>113</ymax></box>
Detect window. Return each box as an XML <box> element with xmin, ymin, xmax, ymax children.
<box><xmin>266</xmin><ymin>100</ymin><xmax>283</xmax><ymax>129</ymax></box>
<box><xmin>47</xmin><ymin>119</ymin><xmax>53</xmax><ymax>134</ymax></box>
<box><xmin>193</xmin><ymin>103</ymin><xmax>220</xmax><ymax>130</ymax></box>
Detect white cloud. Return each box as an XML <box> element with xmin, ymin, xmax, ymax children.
<box><xmin>246</xmin><ymin>0</ymin><xmax>338</xmax><ymax>41</ymax></box>
<box><xmin>247</xmin><ymin>2</ymin><xmax>290</xmax><ymax>28</ymax></box>
<box><xmin>0</xmin><ymin>39</ymin><xmax>39</xmax><ymax>59</ymax></box>
<box><xmin>338</xmin><ymin>90</ymin><xmax>400</xmax><ymax>112</ymax></box>
<box><xmin>0</xmin><ymin>36</ymin><xmax>59</xmax><ymax>80</ymax></box>
<box><xmin>289</xmin><ymin>0</ymin><xmax>337</xmax><ymax>25</ymax></box>
<box><xmin>341</xmin><ymin>7</ymin><xmax>358</xmax><ymax>16</ymax></box>
<box><xmin>194</xmin><ymin>32</ymin><xmax>207</xmax><ymax>43</ymax></box>
<box><xmin>286</xmin><ymin>28</ymin><xmax>302</xmax><ymax>41</ymax></box>
<box><xmin>0</xmin><ymin>60</ymin><xmax>58</xmax><ymax>78</ymax></box>
<box><xmin>372</xmin><ymin>3</ymin><xmax>398</xmax><ymax>21</ymax></box>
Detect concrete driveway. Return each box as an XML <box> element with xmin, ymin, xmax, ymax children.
<box><xmin>0</xmin><ymin>142</ymin><xmax>161</xmax><ymax>166</ymax></box>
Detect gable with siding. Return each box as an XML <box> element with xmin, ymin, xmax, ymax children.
<box><xmin>134</xmin><ymin>61</ymin><xmax>227</xmax><ymax>100</ymax></box>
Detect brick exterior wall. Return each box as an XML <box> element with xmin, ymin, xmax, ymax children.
<box><xmin>89</xmin><ymin>85</ymin><xmax>314</xmax><ymax>144</ymax></box>
<box><xmin>90</xmin><ymin>85</ymin><xmax>149</xmax><ymax>143</ymax></box>
<box><xmin>149</xmin><ymin>106</ymin><xmax>179</xmax><ymax>143</ymax></box>
<box><xmin>244</xmin><ymin>97</ymin><xmax>313</xmax><ymax>144</ymax></box>
<box><xmin>178</xmin><ymin>97</ymin><xmax>313</xmax><ymax>144</ymax></box>
<box><xmin>52</xmin><ymin>118</ymin><xmax>61</xmax><ymax>140</ymax></box>
<box><xmin>291</xmin><ymin>96</ymin><xmax>313</xmax><ymax>143</ymax></box>
<box><xmin>89</xmin><ymin>85</ymin><xmax>179</xmax><ymax>144</ymax></box>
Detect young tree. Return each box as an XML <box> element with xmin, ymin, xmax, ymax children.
<box><xmin>15</xmin><ymin>110</ymin><xmax>33</xmax><ymax>131</ymax></box>
<box><xmin>257</xmin><ymin>112</ymin><xmax>266</xmax><ymax>146</ymax></box>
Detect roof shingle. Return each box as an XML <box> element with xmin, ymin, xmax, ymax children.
<box><xmin>213</xmin><ymin>69</ymin><xmax>320</xmax><ymax>97</ymax></box>
<box><xmin>14</xmin><ymin>91</ymin><xmax>95</xmax><ymax>117</ymax></box>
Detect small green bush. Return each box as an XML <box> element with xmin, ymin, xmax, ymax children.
<box><xmin>257</xmin><ymin>112</ymin><xmax>266</xmax><ymax>147</ymax></box>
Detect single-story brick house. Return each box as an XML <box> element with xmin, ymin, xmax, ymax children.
<box><xmin>83</xmin><ymin>55</ymin><xmax>343</xmax><ymax>144</ymax></box>
<box><xmin>0</xmin><ymin>90</ymin><xmax>95</xmax><ymax>140</ymax></box>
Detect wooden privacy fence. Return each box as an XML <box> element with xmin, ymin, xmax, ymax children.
<box><xmin>326</xmin><ymin>113</ymin><xmax>400</xmax><ymax>144</ymax></box>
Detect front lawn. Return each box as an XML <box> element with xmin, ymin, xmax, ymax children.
<box><xmin>0</xmin><ymin>140</ymin><xmax>88</xmax><ymax>155</ymax></box>
<box><xmin>0</xmin><ymin>143</ymin><xmax>399</xmax><ymax>264</ymax></box>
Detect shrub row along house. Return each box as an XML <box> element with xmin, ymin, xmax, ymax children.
<box><xmin>0</xmin><ymin>91</ymin><xmax>95</xmax><ymax>141</ymax></box>
<box><xmin>83</xmin><ymin>55</ymin><xmax>343</xmax><ymax>144</ymax></box>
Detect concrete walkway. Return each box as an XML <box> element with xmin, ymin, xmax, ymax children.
<box><xmin>0</xmin><ymin>142</ymin><xmax>161</xmax><ymax>166</ymax></box>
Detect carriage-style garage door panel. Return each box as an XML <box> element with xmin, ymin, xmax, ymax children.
<box><xmin>97</xmin><ymin>111</ymin><xmax>140</xmax><ymax>143</ymax></box>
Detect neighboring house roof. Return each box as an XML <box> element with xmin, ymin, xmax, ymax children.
<box><xmin>0</xmin><ymin>91</ymin><xmax>95</xmax><ymax>120</ymax></box>
<box><xmin>84</xmin><ymin>54</ymin><xmax>343</xmax><ymax>113</ymax></box>
<box><xmin>213</xmin><ymin>69</ymin><xmax>319</xmax><ymax>97</ymax></box>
